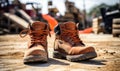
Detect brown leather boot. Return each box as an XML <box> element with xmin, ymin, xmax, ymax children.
<box><xmin>53</xmin><ymin>22</ymin><xmax>97</xmax><ymax>61</ymax></box>
<box><xmin>20</xmin><ymin>21</ymin><xmax>50</xmax><ymax>63</ymax></box>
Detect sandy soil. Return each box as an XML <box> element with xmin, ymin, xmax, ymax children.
<box><xmin>0</xmin><ymin>34</ymin><xmax>120</xmax><ymax>71</ymax></box>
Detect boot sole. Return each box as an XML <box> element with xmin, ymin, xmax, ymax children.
<box><xmin>23</xmin><ymin>55</ymin><xmax>48</xmax><ymax>63</ymax></box>
<box><xmin>53</xmin><ymin>51</ymin><xmax>97</xmax><ymax>62</ymax></box>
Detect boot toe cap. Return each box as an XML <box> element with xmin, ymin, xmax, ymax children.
<box><xmin>24</xmin><ymin>46</ymin><xmax>47</xmax><ymax>59</ymax></box>
<box><xmin>69</xmin><ymin>46</ymin><xmax>96</xmax><ymax>55</ymax></box>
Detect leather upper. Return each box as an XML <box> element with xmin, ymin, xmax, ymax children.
<box><xmin>54</xmin><ymin>21</ymin><xmax>95</xmax><ymax>55</ymax></box>
<box><xmin>20</xmin><ymin>21</ymin><xmax>50</xmax><ymax>57</ymax></box>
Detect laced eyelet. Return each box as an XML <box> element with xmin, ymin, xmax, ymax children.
<box><xmin>19</xmin><ymin>29</ymin><xmax>29</xmax><ymax>38</ymax></box>
<box><xmin>60</xmin><ymin>30</ymin><xmax>83</xmax><ymax>46</ymax></box>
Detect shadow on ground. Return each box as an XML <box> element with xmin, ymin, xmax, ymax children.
<box><xmin>77</xmin><ymin>59</ymin><xmax>106</xmax><ymax>65</ymax></box>
<box><xmin>24</xmin><ymin>58</ymin><xmax>106</xmax><ymax>67</ymax></box>
<box><xmin>24</xmin><ymin>58</ymin><xmax>69</xmax><ymax>67</ymax></box>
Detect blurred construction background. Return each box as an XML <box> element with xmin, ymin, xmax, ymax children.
<box><xmin>0</xmin><ymin>0</ymin><xmax>120</xmax><ymax>71</ymax></box>
<box><xmin>0</xmin><ymin>0</ymin><xmax>120</xmax><ymax>37</ymax></box>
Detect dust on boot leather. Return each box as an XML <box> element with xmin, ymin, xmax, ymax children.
<box><xmin>20</xmin><ymin>21</ymin><xmax>50</xmax><ymax>63</ymax></box>
<box><xmin>53</xmin><ymin>21</ymin><xmax>97</xmax><ymax>61</ymax></box>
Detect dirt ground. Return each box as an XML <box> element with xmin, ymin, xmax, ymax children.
<box><xmin>0</xmin><ymin>34</ymin><xmax>120</xmax><ymax>71</ymax></box>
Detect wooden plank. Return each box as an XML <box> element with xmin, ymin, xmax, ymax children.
<box><xmin>18</xmin><ymin>9</ymin><xmax>34</xmax><ymax>23</ymax></box>
<box><xmin>112</xmin><ymin>29</ymin><xmax>120</xmax><ymax>34</ymax></box>
<box><xmin>92</xmin><ymin>17</ymin><xmax>103</xmax><ymax>34</ymax></box>
<box><xmin>3</xmin><ymin>13</ymin><xmax>28</xmax><ymax>29</ymax></box>
<box><xmin>113</xmin><ymin>24</ymin><xmax>120</xmax><ymax>29</ymax></box>
<box><xmin>113</xmin><ymin>18</ymin><xmax>120</xmax><ymax>24</ymax></box>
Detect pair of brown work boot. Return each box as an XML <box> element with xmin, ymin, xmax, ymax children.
<box><xmin>20</xmin><ymin>21</ymin><xmax>97</xmax><ymax>63</ymax></box>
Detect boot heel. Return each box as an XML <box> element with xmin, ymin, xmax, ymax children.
<box><xmin>53</xmin><ymin>51</ymin><xmax>66</xmax><ymax>59</ymax></box>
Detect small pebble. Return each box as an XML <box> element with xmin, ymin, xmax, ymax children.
<box><xmin>110</xmin><ymin>52</ymin><xmax>116</xmax><ymax>55</ymax></box>
<box><xmin>97</xmin><ymin>67</ymin><xmax>101</xmax><ymax>69</ymax></box>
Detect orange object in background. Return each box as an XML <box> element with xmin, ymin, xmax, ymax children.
<box><xmin>42</xmin><ymin>14</ymin><xmax>58</xmax><ymax>31</ymax></box>
<box><xmin>79</xmin><ymin>28</ymin><xmax>93</xmax><ymax>34</ymax></box>
<box><xmin>42</xmin><ymin>14</ymin><xmax>92</xmax><ymax>34</ymax></box>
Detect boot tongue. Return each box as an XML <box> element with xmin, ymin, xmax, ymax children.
<box><xmin>64</xmin><ymin>22</ymin><xmax>76</xmax><ymax>30</ymax></box>
<box><xmin>31</xmin><ymin>21</ymin><xmax>46</xmax><ymax>31</ymax></box>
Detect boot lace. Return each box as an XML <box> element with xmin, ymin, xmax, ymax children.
<box><xmin>19</xmin><ymin>29</ymin><xmax>51</xmax><ymax>48</ymax></box>
<box><xmin>60</xmin><ymin>30</ymin><xmax>85</xmax><ymax>46</ymax></box>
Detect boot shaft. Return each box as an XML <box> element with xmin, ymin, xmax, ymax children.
<box><xmin>55</xmin><ymin>21</ymin><xmax>85</xmax><ymax>46</ymax></box>
<box><xmin>29</xmin><ymin>21</ymin><xmax>50</xmax><ymax>48</ymax></box>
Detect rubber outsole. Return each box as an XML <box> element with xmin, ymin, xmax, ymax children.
<box><xmin>53</xmin><ymin>51</ymin><xmax>97</xmax><ymax>62</ymax></box>
<box><xmin>23</xmin><ymin>55</ymin><xmax>48</xmax><ymax>63</ymax></box>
